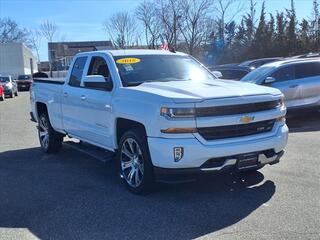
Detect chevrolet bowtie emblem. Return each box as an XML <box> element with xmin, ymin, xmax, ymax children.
<box><xmin>240</xmin><ymin>116</ymin><xmax>255</xmax><ymax>123</ymax></box>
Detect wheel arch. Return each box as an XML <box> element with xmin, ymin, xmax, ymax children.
<box><xmin>115</xmin><ymin>118</ymin><xmax>147</xmax><ymax>149</ymax></box>
<box><xmin>35</xmin><ymin>102</ymin><xmax>48</xmax><ymax>120</ymax></box>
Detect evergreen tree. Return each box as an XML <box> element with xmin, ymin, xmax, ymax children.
<box><xmin>286</xmin><ymin>0</ymin><xmax>297</xmax><ymax>55</ymax></box>
<box><xmin>297</xmin><ymin>19</ymin><xmax>311</xmax><ymax>53</ymax></box>
<box><xmin>252</xmin><ymin>1</ymin><xmax>269</xmax><ymax>58</ymax></box>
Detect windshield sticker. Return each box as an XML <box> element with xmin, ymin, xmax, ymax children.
<box><xmin>123</xmin><ymin>64</ymin><xmax>134</xmax><ymax>71</ymax></box>
<box><xmin>116</xmin><ymin>58</ymin><xmax>141</xmax><ymax>64</ymax></box>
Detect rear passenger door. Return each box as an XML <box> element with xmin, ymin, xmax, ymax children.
<box><xmin>294</xmin><ymin>62</ymin><xmax>320</xmax><ymax>106</ymax></box>
<box><xmin>61</xmin><ymin>56</ymin><xmax>88</xmax><ymax>137</ymax></box>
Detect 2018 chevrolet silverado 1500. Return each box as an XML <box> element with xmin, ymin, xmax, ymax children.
<box><xmin>30</xmin><ymin>50</ymin><xmax>288</xmax><ymax>193</ymax></box>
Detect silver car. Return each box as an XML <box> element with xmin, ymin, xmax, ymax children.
<box><xmin>0</xmin><ymin>75</ymin><xmax>18</xmax><ymax>98</ymax></box>
<box><xmin>241</xmin><ymin>58</ymin><xmax>320</xmax><ymax>111</ymax></box>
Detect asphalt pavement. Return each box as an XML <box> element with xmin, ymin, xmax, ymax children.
<box><xmin>0</xmin><ymin>92</ymin><xmax>319</xmax><ymax>240</ymax></box>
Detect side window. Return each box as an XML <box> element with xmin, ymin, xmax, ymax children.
<box><xmin>87</xmin><ymin>56</ymin><xmax>110</xmax><ymax>79</ymax></box>
<box><xmin>69</xmin><ymin>57</ymin><xmax>87</xmax><ymax>87</ymax></box>
<box><xmin>295</xmin><ymin>62</ymin><xmax>320</xmax><ymax>79</ymax></box>
<box><xmin>272</xmin><ymin>66</ymin><xmax>294</xmax><ymax>82</ymax></box>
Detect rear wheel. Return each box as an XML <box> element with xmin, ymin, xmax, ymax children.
<box><xmin>38</xmin><ymin>112</ymin><xmax>63</xmax><ymax>153</ymax></box>
<box><xmin>0</xmin><ymin>93</ymin><xmax>4</xmax><ymax>101</ymax></box>
<box><xmin>117</xmin><ymin>129</ymin><xmax>154</xmax><ymax>194</ymax></box>
<box><xmin>14</xmin><ymin>90</ymin><xmax>18</xmax><ymax>96</ymax></box>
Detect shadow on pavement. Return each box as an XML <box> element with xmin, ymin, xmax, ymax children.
<box><xmin>286</xmin><ymin>110</ymin><xmax>320</xmax><ymax>133</ymax></box>
<box><xmin>0</xmin><ymin>146</ymin><xmax>275</xmax><ymax>240</ymax></box>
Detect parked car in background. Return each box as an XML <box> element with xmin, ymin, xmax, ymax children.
<box><xmin>209</xmin><ymin>65</ymin><xmax>251</xmax><ymax>80</ymax></box>
<box><xmin>0</xmin><ymin>83</ymin><xmax>4</xmax><ymax>101</ymax></box>
<box><xmin>241</xmin><ymin>58</ymin><xmax>320</xmax><ymax>111</ymax></box>
<box><xmin>30</xmin><ymin>49</ymin><xmax>288</xmax><ymax>193</ymax></box>
<box><xmin>16</xmin><ymin>74</ymin><xmax>33</xmax><ymax>91</ymax></box>
<box><xmin>210</xmin><ymin>57</ymin><xmax>282</xmax><ymax>80</ymax></box>
<box><xmin>238</xmin><ymin>57</ymin><xmax>283</xmax><ymax>70</ymax></box>
<box><xmin>0</xmin><ymin>75</ymin><xmax>18</xmax><ymax>98</ymax></box>
<box><xmin>289</xmin><ymin>52</ymin><xmax>320</xmax><ymax>59</ymax></box>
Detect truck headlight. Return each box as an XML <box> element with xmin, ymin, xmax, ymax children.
<box><xmin>160</xmin><ymin>107</ymin><xmax>195</xmax><ymax>119</ymax></box>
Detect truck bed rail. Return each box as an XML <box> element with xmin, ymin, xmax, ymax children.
<box><xmin>33</xmin><ymin>78</ymin><xmax>65</xmax><ymax>85</ymax></box>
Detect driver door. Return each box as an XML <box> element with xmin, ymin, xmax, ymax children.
<box><xmin>79</xmin><ymin>55</ymin><xmax>114</xmax><ymax>149</ymax></box>
<box><xmin>268</xmin><ymin>65</ymin><xmax>301</xmax><ymax>108</ymax></box>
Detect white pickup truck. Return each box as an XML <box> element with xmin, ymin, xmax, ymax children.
<box><xmin>30</xmin><ymin>50</ymin><xmax>288</xmax><ymax>193</ymax></box>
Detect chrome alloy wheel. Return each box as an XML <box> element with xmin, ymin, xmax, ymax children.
<box><xmin>120</xmin><ymin>138</ymin><xmax>144</xmax><ymax>188</ymax></box>
<box><xmin>39</xmin><ymin>116</ymin><xmax>49</xmax><ymax>149</ymax></box>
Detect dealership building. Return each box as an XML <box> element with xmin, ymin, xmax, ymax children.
<box><xmin>0</xmin><ymin>42</ymin><xmax>38</xmax><ymax>78</ymax></box>
<box><xmin>47</xmin><ymin>40</ymin><xmax>113</xmax><ymax>71</ymax></box>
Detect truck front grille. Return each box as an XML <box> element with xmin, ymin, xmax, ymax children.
<box><xmin>198</xmin><ymin>119</ymin><xmax>275</xmax><ymax>140</ymax></box>
<box><xmin>196</xmin><ymin>100</ymin><xmax>279</xmax><ymax>117</ymax></box>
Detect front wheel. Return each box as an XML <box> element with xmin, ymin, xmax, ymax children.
<box><xmin>117</xmin><ymin>129</ymin><xmax>154</xmax><ymax>194</ymax></box>
<box><xmin>38</xmin><ymin>112</ymin><xmax>63</xmax><ymax>153</ymax></box>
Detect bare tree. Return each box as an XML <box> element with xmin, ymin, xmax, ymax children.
<box><xmin>178</xmin><ymin>0</ymin><xmax>214</xmax><ymax>56</ymax></box>
<box><xmin>103</xmin><ymin>12</ymin><xmax>138</xmax><ymax>49</ymax></box>
<box><xmin>0</xmin><ymin>18</ymin><xmax>29</xmax><ymax>43</ymax></box>
<box><xmin>156</xmin><ymin>0</ymin><xmax>183</xmax><ymax>49</ymax></box>
<box><xmin>214</xmin><ymin>0</ymin><xmax>244</xmax><ymax>41</ymax></box>
<box><xmin>39</xmin><ymin>19</ymin><xmax>58</xmax><ymax>43</ymax></box>
<box><xmin>27</xmin><ymin>29</ymin><xmax>42</xmax><ymax>62</ymax></box>
<box><xmin>136</xmin><ymin>0</ymin><xmax>161</xmax><ymax>49</ymax></box>
<box><xmin>40</xmin><ymin>20</ymin><xmax>58</xmax><ymax>77</ymax></box>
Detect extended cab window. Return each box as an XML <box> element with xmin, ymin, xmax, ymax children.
<box><xmin>272</xmin><ymin>66</ymin><xmax>294</xmax><ymax>82</ymax></box>
<box><xmin>87</xmin><ymin>56</ymin><xmax>111</xmax><ymax>78</ymax></box>
<box><xmin>295</xmin><ymin>62</ymin><xmax>320</xmax><ymax>79</ymax></box>
<box><xmin>69</xmin><ymin>57</ymin><xmax>87</xmax><ymax>87</ymax></box>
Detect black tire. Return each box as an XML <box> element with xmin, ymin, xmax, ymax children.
<box><xmin>14</xmin><ymin>91</ymin><xmax>18</xmax><ymax>96</ymax></box>
<box><xmin>0</xmin><ymin>93</ymin><xmax>4</xmax><ymax>101</ymax></box>
<box><xmin>38</xmin><ymin>112</ymin><xmax>63</xmax><ymax>153</ymax></box>
<box><xmin>117</xmin><ymin>128</ymin><xmax>154</xmax><ymax>194</ymax></box>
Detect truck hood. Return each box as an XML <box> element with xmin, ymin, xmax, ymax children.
<box><xmin>132</xmin><ymin>80</ymin><xmax>281</xmax><ymax>103</ymax></box>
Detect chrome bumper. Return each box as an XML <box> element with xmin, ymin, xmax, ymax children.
<box><xmin>200</xmin><ymin>150</ymin><xmax>284</xmax><ymax>172</ymax></box>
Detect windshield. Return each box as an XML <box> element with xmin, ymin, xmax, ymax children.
<box><xmin>240</xmin><ymin>66</ymin><xmax>274</xmax><ymax>83</ymax></box>
<box><xmin>18</xmin><ymin>75</ymin><xmax>31</xmax><ymax>80</ymax></box>
<box><xmin>0</xmin><ymin>77</ymin><xmax>10</xmax><ymax>83</ymax></box>
<box><xmin>113</xmin><ymin>55</ymin><xmax>216</xmax><ymax>86</ymax></box>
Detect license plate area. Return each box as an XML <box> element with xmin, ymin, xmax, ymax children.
<box><xmin>237</xmin><ymin>153</ymin><xmax>258</xmax><ymax>170</ymax></box>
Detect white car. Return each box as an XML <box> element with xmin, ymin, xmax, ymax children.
<box><xmin>30</xmin><ymin>50</ymin><xmax>288</xmax><ymax>193</ymax></box>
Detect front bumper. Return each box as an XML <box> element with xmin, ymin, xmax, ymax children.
<box><xmin>148</xmin><ymin>123</ymin><xmax>288</xmax><ymax>170</ymax></box>
<box><xmin>154</xmin><ymin>150</ymin><xmax>284</xmax><ymax>182</ymax></box>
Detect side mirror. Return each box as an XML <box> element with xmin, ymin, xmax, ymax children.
<box><xmin>212</xmin><ymin>71</ymin><xmax>223</xmax><ymax>78</ymax></box>
<box><xmin>83</xmin><ymin>75</ymin><xmax>113</xmax><ymax>91</ymax></box>
<box><xmin>264</xmin><ymin>76</ymin><xmax>276</xmax><ymax>84</ymax></box>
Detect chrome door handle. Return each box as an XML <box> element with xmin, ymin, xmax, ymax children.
<box><xmin>289</xmin><ymin>84</ymin><xmax>298</xmax><ymax>88</ymax></box>
<box><xmin>63</xmin><ymin>92</ymin><xmax>68</xmax><ymax>97</ymax></box>
<box><xmin>80</xmin><ymin>95</ymin><xmax>87</xmax><ymax>101</ymax></box>
<box><xmin>105</xmin><ymin>104</ymin><xmax>112</xmax><ymax>111</ymax></box>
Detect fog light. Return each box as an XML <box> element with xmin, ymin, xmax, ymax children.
<box><xmin>174</xmin><ymin>147</ymin><xmax>184</xmax><ymax>162</ymax></box>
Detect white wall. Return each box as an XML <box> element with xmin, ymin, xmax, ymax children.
<box><xmin>0</xmin><ymin>43</ymin><xmax>38</xmax><ymax>78</ymax></box>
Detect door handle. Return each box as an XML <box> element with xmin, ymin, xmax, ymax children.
<box><xmin>63</xmin><ymin>92</ymin><xmax>68</xmax><ymax>97</ymax></box>
<box><xmin>80</xmin><ymin>95</ymin><xmax>87</xmax><ymax>101</ymax></box>
<box><xmin>289</xmin><ymin>84</ymin><xmax>298</xmax><ymax>88</ymax></box>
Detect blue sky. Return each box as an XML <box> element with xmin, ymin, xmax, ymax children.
<box><xmin>0</xmin><ymin>0</ymin><xmax>315</xmax><ymax>61</ymax></box>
